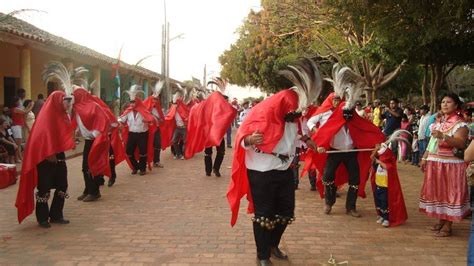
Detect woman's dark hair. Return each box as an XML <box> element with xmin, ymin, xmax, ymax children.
<box><xmin>10</xmin><ymin>96</ymin><xmax>20</xmax><ymax>108</ymax></box>
<box><xmin>441</xmin><ymin>93</ymin><xmax>463</xmax><ymax>110</ymax></box>
<box><xmin>23</xmin><ymin>99</ymin><xmax>32</xmax><ymax>108</ymax></box>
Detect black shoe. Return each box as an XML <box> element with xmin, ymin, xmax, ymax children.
<box><xmin>294</xmin><ymin>184</ymin><xmax>299</xmax><ymax>190</ymax></box>
<box><xmin>213</xmin><ymin>169</ymin><xmax>221</xmax><ymax>177</ymax></box>
<box><xmin>108</xmin><ymin>178</ymin><xmax>115</xmax><ymax>187</ymax></box>
<box><xmin>50</xmin><ymin>218</ymin><xmax>70</xmax><ymax>224</ymax></box>
<box><xmin>139</xmin><ymin>170</ymin><xmax>146</xmax><ymax>176</ymax></box>
<box><xmin>346</xmin><ymin>209</ymin><xmax>361</xmax><ymax>218</ymax></box>
<box><xmin>131</xmin><ymin>169</ymin><xmax>138</xmax><ymax>175</ymax></box>
<box><xmin>256</xmin><ymin>258</ymin><xmax>273</xmax><ymax>266</ymax></box>
<box><xmin>38</xmin><ymin>221</ymin><xmax>51</xmax><ymax>228</ymax></box>
<box><xmin>310</xmin><ymin>186</ymin><xmax>317</xmax><ymax>191</ymax></box>
<box><xmin>271</xmin><ymin>247</ymin><xmax>288</xmax><ymax>260</ymax></box>
<box><xmin>82</xmin><ymin>194</ymin><xmax>100</xmax><ymax>202</ymax></box>
<box><xmin>324</xmin><ymin>204</ymin><xmax>332</xmax><ymax>215</ymax></box>
<box><xmin>77</xmin><ymin>194</ymin><xmax>87</xmax><ymax>201</ymax></box>
<box><xmin>206</xmin><ymin>172</ymin><xmax>211</xmax><ymax>176</ymax></box>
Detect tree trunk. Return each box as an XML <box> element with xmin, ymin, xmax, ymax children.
<box><xmin>429</xmin><ymin>64</ymin><xmax>443</xmax><ymax>113</ymax></box>
<box><xmin>421</xmin><ymin>65</ymin><xmax>428</xmax><ymax>105</ymax></box>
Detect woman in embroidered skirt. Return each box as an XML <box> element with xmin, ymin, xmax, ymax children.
<box><xmin>419</xmin><ymin>93</ymin><xmax>469</xmax><ymax>237</ymax></box>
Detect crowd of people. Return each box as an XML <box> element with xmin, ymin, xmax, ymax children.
<box><xmin>0</xmin><ymin>89</ymin><xmax>44</xmax><ymax>164</ymax></box>
<box><xmin>6</xmin><ymin>60</ymin><xmax>474</xmax><ymax>265</ymax></box>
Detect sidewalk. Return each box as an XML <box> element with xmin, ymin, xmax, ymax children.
<box><xmin>0</xmin><ymin>143</ymin><xmax>469</xmax><ymax>265</ymax></box>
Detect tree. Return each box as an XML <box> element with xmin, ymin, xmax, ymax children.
<box><xmin>363</xmin><ymin>0</ymin><xmax>474</xmax><ymax>110</ymax></box>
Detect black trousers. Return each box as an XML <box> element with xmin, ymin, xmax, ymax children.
<box><xmin>172</xmin><ymin>127</ymin><xmax>186</xmax><ymax>158</ymax></box>
<box><xmin>248</xmin><ymin>168</ymin><xmax>295</xmax><ymax>260</ymax></box>
<box><xmin>126</xmin><ymin>131</ymin><xmax>148</xmax><ymax>171</ymax></box>
<box><xmin>109</xmin><ymin>146</ymin><xmax>116</xmax><ymax>180</ymax></box>
<box><xmin>322</xmin><ymin>151</ymin><xmax>360</xmax><ymax>210</ymax></box>
<box><xmin>82</xmin><ymin>139</ymin><xmax>101</xmax><ymax>196</ymax></box>
<box><xmin>35</xmin><ymin>152</ymin><xmax>67</xmax><ymax>223</ymax></box>
<box><xmin>204</xmin><ymin>139</ymin><xmax>225</xmax><ymax>174</ymax></box>
<box><xmin>153</xmin><ymin>129</ymin><xmax>162</xmax><ymax>164</ymax></box>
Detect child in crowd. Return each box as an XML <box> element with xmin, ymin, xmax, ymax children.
<box><xmin>411</xmin><ymin>132</ymin><xmax>419</xmax><ymax>166</ymax></box>
<box><xmin>370</xmin><ymin>143</ymin><xmax>408</xmax><ymax>228</ymax></box>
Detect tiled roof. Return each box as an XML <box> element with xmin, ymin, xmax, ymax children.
<box><xmin>0</xmin><ymin>12</ymin><xmax>171</xmax><ymax>81</ymax></box>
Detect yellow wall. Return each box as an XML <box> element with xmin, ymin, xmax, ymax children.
<box><xmin>30</xmin><ymin>49</ymin><xmax>58</xmax><ymax>98</ymax></box>
<box><xmin>0</xmin><ymin>43</ymin><xmax>20</xmax><ymax>105</ymax></box>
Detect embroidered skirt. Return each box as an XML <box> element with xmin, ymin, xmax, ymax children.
<box><xmin>419</xmin><ymin>157</ymin><xmax>470</xmax><ymax>221</ymax></box>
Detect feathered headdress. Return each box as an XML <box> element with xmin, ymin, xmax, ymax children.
<box><xmin>385</xmin><ymin>129</ymin><xmax>412</xmax><ymax>150</ymax></box>
<box><xmin>207</xmin><ymin>77</ymin><xmax>228</xmax><ymax>94</ymax></box>
<box><xmin>325</xmin><ymin>64</ymin><xmax>364</xmax><ymax>110</ymax></box>
<box><xmin>183</xmin><ymin>86</ymin><xmax>195</xmax><ymax>104</ymax></box>
<box><xmin>152</xmin><ymin>80</ymin><xmax>165</xmax><ymax>98</ymax></box>
<box><xmin>124</xmin><ymin>84</ymin><xmax>145</xmax><ymax>101</ymax></box>
<box><xmin>278</xmin><ymin>58</ymin><xmax>323</xmax><ymax>112</ymax></box>
<box><xmin>42</xmin><ymin>61</ymin><xmax>90</xmax><ymax>100</ymax></box>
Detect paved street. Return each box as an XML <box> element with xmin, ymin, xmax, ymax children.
<box><xmin>0</xmin><ymin>143</ymin><xmax>470</xmax><ymax>265</ymax></box>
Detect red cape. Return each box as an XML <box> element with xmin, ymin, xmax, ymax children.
<box><xmin>160</xmin><ymin>99</ymin><xmax>196</xmax><ymax>151</ymax></box>
<box><xmin>15</xmin><ymin>91</ymin><xmax>75</xmax><ymax>223</ymax></box>
<box><xmin>143</xmin><ymin>96</ymin><xmax>172</xmax><ymax>153</ymax></box>
<box><xmin>185</xmin><ymin>92</ymin><xmax>237</xmax><ymax>159</ymax></box>
<box><xmin>72</xmin><ymin>88</ymin><xmax>113</xmax><ymax>177</ymax></box>
<box><xmin>227</xmin><ymin>89</ymin><xmax>299</xmax><ymax>226</ymax></box>
<box><xmin>90</xmin><ymin>95</ymin><xmax>128</xmax><ymax>176</ymax></box>
<box><xmin>370</xmin><ymin>148</ymin><xmax>408</xmax><ymax>227</ymax></box>
<box><xmin>304</xmin><ymin>93</ymin><xmax>385</xmax><ymax>199</ymax></box>
<box><xmin>120</xmin><ymin>98</ymin><xmax>157</xmax><ymax>170</ymax></box>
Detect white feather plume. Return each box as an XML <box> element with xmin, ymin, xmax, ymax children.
<box><xmin>42</xmin><ymin>61</ymin><xmax>73</xmax><ymax>97</ymax></box>
<box><xmin>279</xmin><ymin>58</ymin><xmax>323</xmax><ymax>112</ymax></box>
<box><xmin>124</xmin><ymin>84</ymin><xmax>145</xmax><ymax>101</ymax></box>
<box><xmin>325</xmin><ymin>64</ymin><xmax>363</xmax><ymax>109</ymax></box>
<box><xmin>153</xmin><ymin>80</ymin><xmax>165</xmax><ymax>97</ymax></box>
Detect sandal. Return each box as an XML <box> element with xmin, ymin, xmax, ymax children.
<box><xmin>435</xmin><ymin>229</ymin><xmax>452</xmax><ymax>237</ymax></box>
<box><xmin>430</xmin><ymin>223</ymin><xmax>444</xmax><ymax>231</ymax></box>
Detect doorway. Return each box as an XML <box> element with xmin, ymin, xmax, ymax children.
<box><xmin>3</xmin><ymin>77</ymin><xmax>19</xmax><ymax>107</ymax></box>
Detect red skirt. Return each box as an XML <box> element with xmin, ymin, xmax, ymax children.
<box><xmin>419</xmin><ymin>157</ymin><xmax>470</xmax><ymax>221</ymax></box>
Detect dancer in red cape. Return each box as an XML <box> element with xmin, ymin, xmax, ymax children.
<box><xmin>143</xmin><ymin>81</ymin><xmax>167</xmax><ymax>168</ymax></box>
<box><xmin>166</xmin><ymin>86</ymin><xmax>196</xmax><ymax>159</ymax></box>
<box><xmin>15</xmin><ymin>89</ymin><xmax>74</xmax><ymax>225</ymax></box>
<box><xmin>227</xmin><ymin>58</ymin><xmax>322</xmax><ymax>265</ymax></box>
<box><xmin>118</xmin><ymin>85</ymin><xmax>156</xmax><ymax>175</ymax></box>
<box><xmin>306</xmin><ymin>64</ymin><xmax>385</xmax><ymax>218</ymax></box>
<box><xmin>370</xmin><ymin>143</ymin><xmax>408</xmax><ymax>227</ymax></box>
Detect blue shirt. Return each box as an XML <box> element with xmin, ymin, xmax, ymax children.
<box><xmin>381</xmin><ymin>107</ymin><xmax>403</xmax><ymax>136</ymax></box>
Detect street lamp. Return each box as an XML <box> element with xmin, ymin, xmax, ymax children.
<box><xmin>161</xmin><ymin>0</ymin><xmax>184</xmax><ymax>110</ymax></box>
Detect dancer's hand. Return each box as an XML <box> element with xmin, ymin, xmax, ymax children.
<box><xmin>317</xmin><ymin>147</ymin><xmax>326</xmax><ymax>153</ymax></box>
<box><xmin>306</xmin><ymin>139</ymin><xmax>317</xmax><ymax>151</ymax></box>
<box><xmin>245</xmin><ymin>131</ymin><xmax>263</xmax><ymax>146</ymax></box>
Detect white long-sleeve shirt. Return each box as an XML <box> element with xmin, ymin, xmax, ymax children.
<box><xmin>76</xmin><ymin>115</ymin><xmax>100</xmax><ymax>140</ymax></box>
<box><xmin>241</xmin><ymin>122</ymin><xmax>298</xmax><ymax>171</ymax></box>
<box><xmin>118</xmin><ymin>111</ymin><xmax>148</xmax><ymax>133</ymax></box>
<box><xmin>307</xmin><ymin>109</ymin><xmax>354</xmax><ymax>150</ymax></box>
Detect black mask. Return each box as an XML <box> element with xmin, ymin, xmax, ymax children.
<box><xmin>343</xmin><ymin>109</ymin><xmax>354</xmax><ymax>121</ymax></box>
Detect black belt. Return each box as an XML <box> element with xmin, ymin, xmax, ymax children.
<box><xmin>254</xmin><ymin>148</ymin><xmax>290</xmax><ymax>163</ymax></box>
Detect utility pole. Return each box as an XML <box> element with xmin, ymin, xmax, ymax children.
<box><xmin>161</xmin><ymin>0</ymin><xmax>170</xmax><ymax>110</ymax></box>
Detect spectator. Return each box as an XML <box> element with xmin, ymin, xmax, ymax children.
<box><xmin>372</xmin><ymin>99</ymin><xmax>383</xmax><ymax>128</ymax></box>
<box><xmin>381</xmin><ymin>98</ymin><xmax>403</xmax><ymax>136</ymax></box>
<box><xmin>10</xmin><ymin>96</ymin><xmax>33</xmax><ymax>162</ymax></box>
<box><xmin>16</xmin><ymin>88</ymin><xmax>26</xmax><ymax>107</ymax></box>
<box><xmin>465</xmin><ymin>139</ymin><xmax>474</xmax><ymax>264</ymax></box>
<box><xmin>0</xmin><ymin>107</ymin><xmax>12</xmax><ymax>127</ymax></box>
<box><xmin>239</xmin><ymin>101</ymin><xmax>250</xmax><ymax>126</ymax></box>
<box><xmin>417</xmin><ymin>105</ymin><xmax>431</xmax><ymax>157</ymax></box>
<box><xmin>32</xmin><ymin>93</ymin><xmax>45</xmax><ymax>116</ymax></box>
<box><xmin>411</xmin><ymin>132</ymin><xmax>419</xmax><ymax>166</ymax></box>
<box><xmin>23</xmin><ymin>99</ymin><xmax>36</xmax><ymax>138</ymax></box>
<box><xmin>0</xmin><ymin>118</ymin><xmax>18</xmax><ymax>164</ymax></box>
<box><xmin>355</xmin><ymin>101</ymin><xmax>367</xmax><ymax>119</ymax></box>
<box><xmin>420</xmin><ymin>93</ymin><xmax>469</xmax><ymax>237</ymax></box>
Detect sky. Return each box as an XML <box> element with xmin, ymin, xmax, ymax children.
<box><xmin>3</xmin><ymin>0</ymin><xmax>264</xmax><ymax>100</ymax></box>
